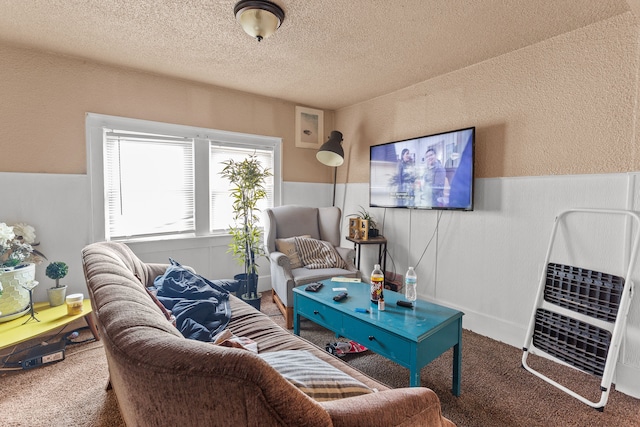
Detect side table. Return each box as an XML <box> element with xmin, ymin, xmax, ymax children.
<box><xmin>0</xmin><ymin>300</ymin><xmax>99</xmax><ymax>350</ymax></box>
<box><xmin>346</xmin><ymin>235</ymin><xmax>387</xmax><ymax>274</ymax></box>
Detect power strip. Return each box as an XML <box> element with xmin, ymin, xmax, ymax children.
<box><xmin>21</xmin><ymin>341</ymin><xmax>66</xmax><ymax>369</ymax></box>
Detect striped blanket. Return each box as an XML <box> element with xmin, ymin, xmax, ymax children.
<box><xmin>294</xmin><ymin>237</ymin><xmax>347</xmax><ymax>269</ymax></box>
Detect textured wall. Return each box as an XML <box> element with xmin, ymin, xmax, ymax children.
<box><xmin>336</xmin><ymin>13</ymin><xmax>640</xmax><ymax>181</ymax></box>
<box><xmin>0</xmin><ymin>42</ymin><xmax>334</xmax><ymax>183</ymax></box>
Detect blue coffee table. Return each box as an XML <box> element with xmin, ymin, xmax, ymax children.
<box><xmin>293</xmin><ymin>279</ymin><xmax>464</xmax><ymax>395</ymax></box>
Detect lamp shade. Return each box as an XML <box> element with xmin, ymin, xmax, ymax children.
<box><xmin>316</xmin><ymin>130</ymin><xmax>344</xmax><ymax>167</ymax></box>
<box><xmin>234</xmin><ymin>0</ymin><xmax>285</xmax><ymax>42</ymax></box>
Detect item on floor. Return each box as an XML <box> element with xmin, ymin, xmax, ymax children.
<box><xmin>522</xmin><ymin>208</ymin><xmax>640</xmax><ymax>410</ymax></box>
<box><xmin>326</xmin><ymin>341</ymin><xmax>368</xmax><ymax>357</ymax></box>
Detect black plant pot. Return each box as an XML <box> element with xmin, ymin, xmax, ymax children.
<box><xmin>369</xmin><ymin>228</ymin><xmax>379</xmax><ymax>238</ymax></box>
<box><xmin>241</xmin><ymin>292</ymin><xmax>262</xmax><ymax>310</ymax></box>
<box><xmin>233</xmin><ymin>273</ymin><xmax>261</xmax><ymax>311</ymax></box>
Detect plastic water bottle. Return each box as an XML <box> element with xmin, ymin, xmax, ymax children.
<box><xmin>370</xmin><ymin>264</ymin><xmax>384</xmax><ymax>303</ymax></box>
<box><xmin>405</xmin><ymin>267</ymin><xmax>417</xmax><ymax>301</ymax></box>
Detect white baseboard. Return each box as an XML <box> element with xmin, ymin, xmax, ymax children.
<box><xmin>615</xmin><ymin>363</ymin><xmax>640</xmax><ymax>398</ymax></box>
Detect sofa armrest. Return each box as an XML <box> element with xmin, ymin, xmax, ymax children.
<box><xmin>321</xmin><ymin>387</ymin><xmax>454</xmax><ymax>427</ymax></box>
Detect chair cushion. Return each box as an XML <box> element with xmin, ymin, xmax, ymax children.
<box><xmin>275</xmin><ymin>235</ymin><xmax>310</xmax><ymax>269</ymax></box>
<box><xmin>258</xmin><ymin>350</ymin><xmax>374</xmax><ymax>401</ymax></box>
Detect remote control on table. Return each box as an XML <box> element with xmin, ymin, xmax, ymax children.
<box><xmin>305</xmin><ymin>282</ymin><xmax>323</xmax><ymax>292</ymax></box>
<box><xmin>333</xmin><ymin>292</ymin><xmax>348</xmax><ymax>301</ymax></box>
<box><xmin>397</xmin><ymin>300</ymin><xmax>414</xmax><ymax>308</ymax></box>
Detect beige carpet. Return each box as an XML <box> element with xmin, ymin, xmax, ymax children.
<box><xmin>1</xmin><ymin>294</ymin><xmax>639</xmax><ymax>427</ymax></box>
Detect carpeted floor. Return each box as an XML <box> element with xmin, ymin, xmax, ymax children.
<box><xmin>1</xmin><ymin>293</ymin><xmax>639</xmax><ymax>426</ymax></box>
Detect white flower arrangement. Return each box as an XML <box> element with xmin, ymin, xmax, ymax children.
<box><xmin>0</xmin><ymin>222</ymin><xmax>46</xmax><ymax>270</ymax></box>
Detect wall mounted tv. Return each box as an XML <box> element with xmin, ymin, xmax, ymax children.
<box><xmin>369</xmin><ymin>126</ymin><xmax>475</xmax><ymax>211</ymax></box>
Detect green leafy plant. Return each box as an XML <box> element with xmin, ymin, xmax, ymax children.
<box><xmin>220</xmin><ymin>154</ymin><xmax>272</xmax><ymax>300</ymax></box>
<box><xmin>45</xmin><ymin>261</ymin><xmax>68</xmax><ymax>288</ymax></box>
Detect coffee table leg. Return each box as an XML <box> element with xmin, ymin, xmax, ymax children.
<box><xmin>452</xmin><ymin>320</ymin><xmax>462</xmax><ymax>396</ymax></box>
<box><xmin>409</xmin><ymin>366</ymin><xmax>420</xmax><ymax>387</ymax></box>
<box><xmin>293</xmin><ymin>310</ymin><xmax>300</xmax><ymax>336</ymax></box>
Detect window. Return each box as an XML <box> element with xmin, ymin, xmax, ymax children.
<box><xmin>104</xmin><ymin>131</ymin><xmax>195</xmax><ymax>239</ymax></box>
<box><xmin>209</xmin><ymin>145</ymin><xmax>274</xmax><ymax>232</ymax></box>
<box><xmin>87</xmin><ymin>114</ymin><xmax>281</xmax><ymax>241</ymax></box>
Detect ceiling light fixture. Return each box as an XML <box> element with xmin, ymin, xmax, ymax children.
<box><xmin>234</xmin><ymin>0</ymin><xmax>285</xmax><ymax>42</ymax></box>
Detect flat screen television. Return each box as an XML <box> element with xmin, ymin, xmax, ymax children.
<box><xmin>369</xmin><ymin>126</ymin><xmax>475</xmax><ymax>211</ymax></box>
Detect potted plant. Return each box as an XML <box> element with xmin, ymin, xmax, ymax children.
<box><xmin>0</xmin><ymin>222</ymin><xmax>46</xmax><ymax>321</ymax></box>
<box><xmin>46</xmin><ymin>261</ymin><xmax>68</xmax><ymax>307</ymax></box>
<box><xmin>220</xmin><ymin>154</ymin><xmax>272</xmax><ymax>310</ymax></box>
<box><xmin>347</xmin><ymin>206</ymin><xmax>380</xmax><ymax>238</ymax></box>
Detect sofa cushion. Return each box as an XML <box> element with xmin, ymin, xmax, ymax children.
<box><xmin>259</xmin><ymin>350</ymin><xmax>374</xmax><ymax>401</ymax></box>
<box><xmin>295</xmin><ymin>237</ymin><xmax>347</xmax><ymax>270</ymax></box>
<box><xmin>275</xmin><ymin>235</ymin><xmax>310</xmax><ymax>269</ymax></box>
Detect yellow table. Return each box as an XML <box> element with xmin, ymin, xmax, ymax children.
<box><xmin>0</xmin><ymin>299</ymin><xmax>99</xmax><ymax>350</ymax></box>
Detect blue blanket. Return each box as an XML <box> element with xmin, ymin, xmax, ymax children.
<box><xmin>152</xmin><ymin>259</ymin><xmax>235</xmax><ymax>342</ymax></box>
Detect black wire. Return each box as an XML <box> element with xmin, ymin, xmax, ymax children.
<box><xmin>415</xmin><ymin>210</ymin><xmax>443</xmax><ymax>269</ymax></box>
<box><xmin>0</xmin><ymin>323</ymin><xmax>78</xmax><ymax>368</ymax></box>
<box><xmin>380</xmin><ymin>208</ymin><xmax>398</xmax><ymax>280</ymax></box>
<box><xmin>64</xmin><ymin>326</ymin><xmax>96</xmax><ymax>345</ymax></box>
<box><xmin>1</xmin><ymin>326</ymin><xmax>98</xmax><ymax>369</ymax></box>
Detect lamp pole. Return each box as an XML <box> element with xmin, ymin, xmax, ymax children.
<box><xmin>332</xmin><ymin>166</ymin><xmax>337</xmax><ymax>207</ymax></box>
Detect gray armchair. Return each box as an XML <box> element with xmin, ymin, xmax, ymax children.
<box><xmin>264</xmin><ymin>206</ymin><xmax>360</xmax><ymax>328</ymax></box>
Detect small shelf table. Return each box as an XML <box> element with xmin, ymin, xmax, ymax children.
<box><xmin>346</xmin><ymin>235</ymin><xmax>387</xmax><ymax>274</ymax></box>
<box><xmin>0</xmin><ymin>300</ymin><xmax>99</xmax><ymax>350</ymax></box>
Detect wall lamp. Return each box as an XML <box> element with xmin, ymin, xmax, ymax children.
<box><xmin>234</xmin><ymin>0</ymin><xmax>285</xmax><ymax>42</ymax></box>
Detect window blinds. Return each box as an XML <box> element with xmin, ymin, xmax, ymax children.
<box><xmin>104</xmin><ymin>131</ymin><xmax>195</xmax><ymax>239</ymax></box>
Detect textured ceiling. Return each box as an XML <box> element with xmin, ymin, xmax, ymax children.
<box><xmin>0</xmin><ymin>0</ymin><xmax>631</xmax><ymax>110</ymax></box>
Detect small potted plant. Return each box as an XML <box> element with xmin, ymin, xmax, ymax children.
<box><xmin>347</xmin><ymin>206</ymin><xmax>379</xmax><ymax>238</ymax></box>
<box><xmin>46</xmin><ymin>261</ymin><xmax>68</xmax><ymax>307</ymax></box>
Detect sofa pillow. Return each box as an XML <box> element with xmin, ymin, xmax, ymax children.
<box><xmin>258</xmin><ymin>350</ymin><xmax>373</xmax><ymax>401</ymax></box>
<box><xmin>294</xmin><ymin>237</ymin><xmax>347</xmax><ymax>270</ymax></box>
<box><xmin>275</xmin><ymin>235</ymin><xmax>310</xmax><ymax>269</ymax></box>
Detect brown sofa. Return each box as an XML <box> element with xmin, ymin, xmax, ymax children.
<box><xmin>81</xmin><ymin>241</ymin><xmax>454</xmax><ymax>427</ymax></box>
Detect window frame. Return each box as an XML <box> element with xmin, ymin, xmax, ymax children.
<box><xmin>86</xmin><ymin>113</ymin><xmax>282</xmax><ymax>243</ymax></box>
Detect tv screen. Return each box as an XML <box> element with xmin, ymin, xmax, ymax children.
<box><xmin>370</xmin><ymin>127</ymin><xmax>475</xmax><ymax>211</ymax></box>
